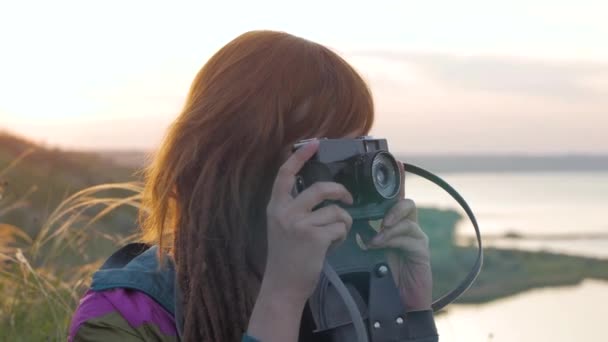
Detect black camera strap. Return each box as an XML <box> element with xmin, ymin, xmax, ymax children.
<box><xmin>319</xmin><ymin>163</ymin><xmax>483</xmax><ymax>342</ymax></box>
<box><xmin>402</xmin><ymin>163</ymin><xmax>483</xmax><ymax>311</ymax></box>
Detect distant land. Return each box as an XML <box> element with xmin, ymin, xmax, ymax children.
<box><xmin>400</xmin><ymin>154</ymin><xmax>608</xmax><ymax>173</ymax></box>
<box><xmin>97</xmin><ymin>150</ymin><xmax>608</xmax><ymax>173</ymax></box>
<box><xmin>97</xmin><ymin>150</ymin><xmax>150</xmax><ymax>169</ymax></box>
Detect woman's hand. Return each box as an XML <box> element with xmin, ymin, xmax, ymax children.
<box><xmin>367</xmin><ymin>164</ymin><xmax>433</xmax><ymax>312</ymax></box>
<box><xmin>248</xmin><ymin>140</ymin><xmax>354</xmax><ymax>342</ymax></box>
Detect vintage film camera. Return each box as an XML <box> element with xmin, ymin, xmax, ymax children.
<box><xmin>293</xmin><ymin>136</ymin><xmax>402</xmax><ymax>221</ymax></box>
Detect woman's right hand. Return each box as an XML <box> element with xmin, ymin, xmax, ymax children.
<box><xmin>248</xmin><ymin>140</ymin><xmax>354</xmax><ymax>342</ymax></box>
<box><xmin>263</xmin><ymin>139</ymin><xmax>354</xmax><ymax>300</ymax></box>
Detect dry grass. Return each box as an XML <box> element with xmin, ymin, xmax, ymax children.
<box><xmin>0</xmin><ymin>151</ymin><xmax>143</xmax><ymax>341</ymax></box>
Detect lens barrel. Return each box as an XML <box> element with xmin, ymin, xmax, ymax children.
<box><xmin>358</xmin><ymin>151</ymin><xmax>401</xmax><ymax>201</ymax></box>
<box><xmin>371</xmin><ymin>152</ymin><xmax>400</xmax><ymax>199</ymax></box>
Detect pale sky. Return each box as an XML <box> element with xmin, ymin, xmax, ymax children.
<box><xmin>1</xmin><ymin>0</ymin><xmax>607</xmax><ymax>154</ymax></box>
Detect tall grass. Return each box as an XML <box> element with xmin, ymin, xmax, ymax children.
<box><xmin>0</xmin><ymin>152</ymin><xmax>143</xmax><ymax>341</ymax></box>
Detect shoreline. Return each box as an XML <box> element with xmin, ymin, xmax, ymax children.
<box><xmin>419</xmin><ymin>207</ymin><xmax>608</xmax><ymax>305</ymax></box>
<box><xmin>469</xmin><ymin>232</ymin><xmax>608</xmax><ymax>241</ymax></box>
<box><xmin>442</xmin><ymin>277</ymin><xmax>608</xmax><ymax>309</ymax></box>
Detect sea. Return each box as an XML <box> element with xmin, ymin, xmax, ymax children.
<box><xmin>405</xmin><ymin>171</ymin><xmax>608</xmax><ymax>341</ymax></box>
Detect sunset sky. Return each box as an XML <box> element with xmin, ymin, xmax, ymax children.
<box><xmin>1</xmin><ymin>0</ymin><xmax>607</xmax><ymax>154</ymax></box>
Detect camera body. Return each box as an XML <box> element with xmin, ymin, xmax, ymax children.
<box><xmin>293</xmin><ymin>136</ymin><xmax>402</xmax><ymax>221</ymax></box>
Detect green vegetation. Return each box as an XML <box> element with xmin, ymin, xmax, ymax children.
<box><xmin>1</xmin><ymin>131</ymin><xmax>607</xmax><ymax>340</ymax></box>
<box><xmin>419</xmin><ymin>208</ymin><xmax>608</xmax><ymax>304</ymax></box>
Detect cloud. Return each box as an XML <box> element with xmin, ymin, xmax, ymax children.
<box><xmin>350</xmin><ymin>51</ymin><xmax>608</xmax><ymax>101</ymax></box>
<box><xmin>344</xmin><ymin>51</ymin><xmax>608</xmax><ymax>155</ymax></box>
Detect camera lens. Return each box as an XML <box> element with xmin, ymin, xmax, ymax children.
<box><xmin>375</xmin><ymin>164</ymin><xmax>388</xmax><ymax>186</ymax></box>
<box><xmin>371</xmin><ymin>152</ymin><xmax>400</xmax><ymax>199</ymax></box>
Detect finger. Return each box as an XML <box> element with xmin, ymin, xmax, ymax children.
<box><xmin>319</xmin><ymin>221</ymin><xmax>350</xmax><ymax>247</ymax></box>
<box><xmin>369</xmin><ymin>235</ymin><xmax>429</xmax><ymax>256</ymax></box>
<box><xmin>291</xmin><ymin>182</ymin><xmax>353</xmax><ymax>212</ymax></box>
<box><xmin>383</xmin><ymin>198</ymin><xmax>417</xmax><ymax>227</ymax></box>
<box><xmin>369</xmin><ymin>219</ymin><xmax>425</xmax><ymax>247</ymax></box>
<box><xmin>271</xmin><ymin>140</ymin><xmax>320</xmax><ymax>201</ymax></box>
<box><xmin>299</xmin><ymin>205</ymin><xmax>353</xmax><ymax>228</ymax></box>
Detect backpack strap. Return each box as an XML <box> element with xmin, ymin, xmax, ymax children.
<box><xmin>98</xmin><ymin>243</ymin><xmax>151</xmax><ymax>270</ymax></box>
<box><xmin>91</xmin><ymin>243</ymin><xmax>177</xmax><ymax>317</ymax></box>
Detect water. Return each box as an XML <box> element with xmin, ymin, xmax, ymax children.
<box><xmin>406</xmin><ymin>171</ymin><xmax>608</xmax><ymax>258</ymax></box>
<box><xmin>406</xmin><ymin>171</ymin><xmax>608</xmax><ymax>341</ymax></box>
<box><xmin>435</xmin><ymin>280</ymin><xmax>608</xmax><ymax>341</ymax></box>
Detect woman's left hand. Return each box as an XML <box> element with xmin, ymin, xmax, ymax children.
<box><xmin>367</xmin><ymin>164</ymin><xmax>433</xmax><ymax>312</ymax></box>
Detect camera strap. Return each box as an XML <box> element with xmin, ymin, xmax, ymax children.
<box><xmin>402</xmin><ymin>163</ymin><xmax>483</xmax><ymax>311</ymax></box>
<box><xmin>317</xmin><ymin>162</ymin><xmax>483</xmax><ymax>342</ymax></box>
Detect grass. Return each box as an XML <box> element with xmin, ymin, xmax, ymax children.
<box><xmin>0</xmin><ymin>133</ymin><xmax>142</xmax><ymax>341</ymax></box>
<box><xmin>0</xmin><ymin>181</ymin><xmax>142</xmax><ymax>340</ymax></box>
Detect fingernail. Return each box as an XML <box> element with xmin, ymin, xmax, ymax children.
<box><xmin>370</xmin><ymin>232</ymin><xmax>385</xmax><ymax>246</ymax></box>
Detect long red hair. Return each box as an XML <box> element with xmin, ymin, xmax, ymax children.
<box><xmin>140</xmin><ymin>30</ymin><xmax>374</xmax><ymax>341</ymax></box>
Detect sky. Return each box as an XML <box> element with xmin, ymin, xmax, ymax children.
<box><xmin>1</xmin><ymin>0</ymin><xmax>607</xmax><ymax>154</ymax></box>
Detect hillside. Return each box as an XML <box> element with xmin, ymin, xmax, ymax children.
<box><xmin>0</xmin><ymin>131</ymin><xmax>140</xmax><ymax>236</ymax></box>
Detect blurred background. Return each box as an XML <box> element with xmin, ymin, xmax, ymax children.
<box><xmin>1</xmin><ymin>1</ymin><xmax>607</xmax><ymax>341</ymax></box>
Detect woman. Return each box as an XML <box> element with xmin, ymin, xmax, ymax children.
<box><xmin>69</xmin><ymin>31</ymin><xmax>437</xmax><ymax>342</ymax></box>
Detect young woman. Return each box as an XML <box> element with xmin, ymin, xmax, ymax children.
<box><xmin>69</xmin><ymin>31</ymin><xmax>437</xmax><ymax>342</ymax></box>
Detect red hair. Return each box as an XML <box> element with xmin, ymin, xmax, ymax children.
<box><xmin>139</xmin><ymin>30</ymin><xmax>374</xmax><ymax>341</ymax></box>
